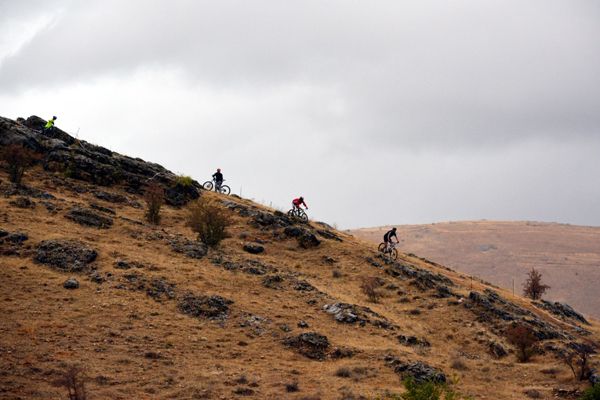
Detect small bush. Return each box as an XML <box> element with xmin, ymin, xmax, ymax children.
<box><xmin>522</xmin><ymin>268</ymin><xmax>550</xmax><ymax>300</ymax></box>
<box><xmin>559</xmin><ymin>341</ymin><xmax>597</xmax><ymax>381</ymax></box>
<box><xmin>335</xmin><ymin>367</ymin><xmax>352</xmax><ymax>378</ymax></box>
<box><xmin>186</xmin><ymin>197</ymin><xmax>232</xmax><ymax>247</ymax></box>
<box><xmin>506</xmin><ymin>324</ymin><xmax>538</xmax><ymax>362</ymax></box>
<box><xmin>580</xmin><ymin>384</ymin><xmax>600</xmax><ymax>400</ymax></box>
<box><xmin>144</xmin><ymin>183</ymin><xmax>164</xmax><ymax>225</ymax></box>
<box><xmin>0</xmin><ymin>144</ymin><xmax>41</xmax><ymax>185</ymax></box>
<box><xmin>52</xmin><ymin>365</ymin><xmax>87</xmax><ymax>400</ymax></box>
<box><xmin>332</xmin><ymin>269</ymin><xmax>342</xmax><ymax>278</ymax></box>
<box><xmin>176</xmin><ymin>175</ymin><xmax>194</xmax><ymax>187</ymax></box>
<box><xmin>401</xmin><ymin>378</ymin><xmax>457</xmax><ymax>400</ymax></box>
<box><xmin>360</xmin><ymin>276</ymin><xmax>382</xmax><ymax>302</ymax></box>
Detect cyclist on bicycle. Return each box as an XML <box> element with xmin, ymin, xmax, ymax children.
<box><xmin>42</xmin><ymin>116</ymin><xmax>57</xmax><ymax>135</ymax></box>
<box><xmin>292</xmin><ymin>196</ymin><xmax>308</xmax><ymax>211</ymax></box>
<box><xmin>212</xmin><ymin>168</ymin><xmax>223</xmax><ymax>190</ymax></box>
<box><xmin>383</xmin><ymin>227</ymin><xmax>399</xmax><ymax>251</ymax></box>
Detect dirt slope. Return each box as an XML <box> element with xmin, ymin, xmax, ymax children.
<box><xmin>351</xmin><ymin>221</ymin><xmax>600</xmax><ymax>320</ymax></box>
<box><xmin>1</xmin><ymin>118</ymin><xmax>599</xmax><ymax>399</ymax></box>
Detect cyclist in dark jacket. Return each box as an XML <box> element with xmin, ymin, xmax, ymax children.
<box><xmin>292</xmin><ymin>196</ymin><xmax>308</xmax><ymax>210</ymax></box>
<box><xmin>212</xmin><ymin>168</ymin><xmax>223</xmax><ymax>189</ymax></box>
<box><xmin>383</xmin><ymin>227</ymin><xmax>399</xmax><ymax>251</ymax></box>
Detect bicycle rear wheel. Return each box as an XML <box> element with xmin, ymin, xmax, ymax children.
<box><xmin>202</xmin><ymin>181</ymin><xmax>213</xmax><ymax>190</ymax></box>
<box><xmin>378</xmin><ymin>242</ymin><xmax>386</xmax><ymax>253</ymax></box>
<box><xmin>219</xmin><ymin>185</ymin><xmax>231</xmax><ymax>195</ymax></box>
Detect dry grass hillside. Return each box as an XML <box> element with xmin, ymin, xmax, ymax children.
<box><xmin>351</xmin><ymin>222</ymin><xmax>600</xmax><ymax>320</ymax></box>
<box><xmin>0</xmin><ymin>120</ymin><xmax>599</xmax><ymax>399</ymax></box>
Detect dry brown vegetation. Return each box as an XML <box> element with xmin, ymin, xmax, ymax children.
<box><xmin>186</xmin><ymin>197</ymin><xmax>232</xmax><ymax>246</ymax></box>
<box><xmin>1</xmin><ymin>166</ymin><xmax>599</xmax><ymax>399</ymax></box>
<box><xmin>144</xmin><ymin>182</ymin><xmax>164</xmax><ymax>225</ymax></box>
<box><xmin>523</xmin><ymin>268</ymin><xmax>550</xmax><ymax>300</ymax></box>
<box><xmin>0</xmin><ymin>144</ymin><xmax>41</xmax><ymax>185</ymax></box>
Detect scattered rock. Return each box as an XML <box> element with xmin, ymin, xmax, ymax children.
<box><xmin>89</xmin><ymin>202</ymin><xmax>116</xmax><ymax>215</ymax></box>
<box><xmin>4</xmin><ymin>232</ymin><xmax>28</xmax><ymax>244</ymax></box>
<box><xmin>284</xmin><ymin>332</ymin><xmax>330</xmax><ymax>360</ymax></box>
<box><xmin>9</xmin><ymin>196</ymin><xmax>36</xmax><ymax>208</ymax></box>
<box><xmin>294</xmin><ymin>280</ymin><xmax>315</xmax><ymax>291</ymax></box>
<box><xmin>93</xmin><ymin>190</ymin><xmax>126</xmax><ymax>203</ymax></box>
<box><xmin>524</xmin><ymin>388</ymin><xmax>542</xmax><ymax>398</ymax></box>
<box><xmin>385</xmin><ymin>356</ymin><xmax>446</xmax><ymax>383</ymax></box>
<box><xmin>114</xmin><ymin>260</ymin><xmax>145</xmax><ymax>270</ymax></box>
<box><xmin>489</xmin><ymin>341</ymin><xmax>508</xmax><ymax>358</ymax></box>
<box><xmin>397</xmin><ymin>335</ymin><xmax>430</xmax><ymax>348</ymax></box>
<box><xmin>298</xmin><ymin>233</ymin><xmax>321</xmax><ymax>249</ymax></box>
<box><xmin>298</xmin><ymin>320</ymin><xmax>309</xmax><ymax>328</ymax></box>
<box><xmin>283</xmin><ymin>226</ymin><xmax>306</xmax><ymax>238</ymax></box>
<box><xmin>35</xmin><ymin>240</ymin><xmax>97</xmax><ymax>272</ymax></box>
<box><xmin>323</xmin><ymin>302</ymin><xmax>395</xmax><ymax>329</ymax></box>
<box><xmin>63</xmin><ymin>277</ymin><xmax>80</xmax><ymax>289</ymax></box>
<box><xmin>0</xmin><ymin>229</ymin><xmax>8</xmax><ymax>238</ymax></box>
<box><xmin>146</xmin><ymin>278</ymin><xmax>176</xmax><ymax>301</ymax></box>
<box><xmin>178</xmin><ymin>292</ymin><xmax>233</xmax><ymax>320</ymax></box>
<box><xmin>65</xmin><ymin>206</ymin><xmax>113</xmax><ymax>228</ymax></box>
<box><xmin>262</xmin><ymin>274</ymin><xmax>284</xmax><ymax>289</ymax></box>
<box><xmin>243</xmin><ymin>243</ymin><xmax>264</xmax><ymax>254</ymax></box>
<box><xmin>169</xmin><ymin>237</ymin><xmax>207</xmax><ymax>259</ymax></box>
<box><xmin>316</xmin><ymin>229</ymin><xmax>343</xmax><ymax>242</ymax></box>
<box><xmin>89</xmin><ymin>271</ymin><xmax>105</xmax><ymax>284</ymax></box>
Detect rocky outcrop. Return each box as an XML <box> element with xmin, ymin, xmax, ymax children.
<box><xmin>323</xmin><ymin>303</ymin><xmax>396</xmax><ymax>330</ymax></box>
<box><xmin>34</xmin><ymin>239</ymin><xmax>97</xmax><ymax>272</ymax></box>
<box><xmin>65</xmin><ymin>206</ymin><xmax>114</xmax><ymax>228</ymax></box>
<box><xmin>466</xmin><ymin>289</ymin><xmax>568</xmax><ymax>340</ymax></box>
<box><xmin>169</xmin><ymin>237</ymin><xmax>207</xmax><ymax>259</ymax></box>
<box><xmin>534</xmin><ymin>300</ymin><xmax>589</xmax><ymax>325</ymax></box>
<box><xmin>1</xmin><ymin>115</ymin><xmax>200</xmax><ymax>206</ymax></box>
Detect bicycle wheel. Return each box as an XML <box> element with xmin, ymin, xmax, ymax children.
<box><xmin>202</xmin><ymin>181</ymin><xmax>213</xmax><ymax>190</ymax></box>
<box><xmin>219</xmin><ymin>185</ymin><xmax>231</xmax><ymax>195</ymax></box>
<box><xmin>287</xmin><ymin>209</ymin><xmax>296</xmax><ymax>218</ymax></box>
<box><xmin>297</xmin><ymin>209</ymin><xmax>308</xmax><ymax>222</ymax></box>
<box><xmin>390</xmin><ymin>248</ymin><xmax>398</xmax><ymax>260</ymax></box>
<box><xmin>378</xmin><ymin>242</ymin><xmax>386</xmax><ymax>253</ymax></box>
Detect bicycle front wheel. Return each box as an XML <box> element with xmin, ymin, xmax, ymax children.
<box><xmin>219</xmin><ymin>185</ymin><xmax>231</xmax><ymax>195</ymax></box>
<box><xmin>389</xmin><ymin>248</ymin><xmax>398</xmax><ymax>260</ymax></box>
<box><xmin>297</xmin><ymin>209</ymin><xmax>308</xmax><ymax>222</ymax></box>
<box><xmin>202</xmin><ymin>181</ymin><xmax>213</xmax><ymax>190</ymax></box>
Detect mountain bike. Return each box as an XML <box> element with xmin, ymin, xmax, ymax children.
<box><xmin>287</xmin><ymin>207</ymin><xmax>308</xmax><ymax>222</ymax></box>
<box><xmin>378</xmin><ymin>241</ymin><xmax>398</xmax><ymax>260</ymax></box>
<box><xmin>202</xmin><ymin>178</ymin><xmax>231</xmax><ymax>195</ymax></box>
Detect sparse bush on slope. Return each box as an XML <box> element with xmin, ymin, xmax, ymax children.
<box><xmin>580</xmin><ymin>384</ymin><xmax>600</xmax><ymax>400</ymax></box>
<box><xmin>52</xmin><ymin>365</ymin><xmax>87</xmax><ymax>400</ymax></box>
<box><xmin>523</xmin><ymin>268</ymin><xmax>550</xmax><ymax>300</ymax></box>
<box><xmin>506</xmin><ymin>324</ymin><xmax>538</xmax><ymax>362</ymax></box>
<box><xmin>144</xmin><ymin>182</ymin><xmax>164</xmax><ymax>225</ymax></box>
<box><xmin>0</xmin><ymin>144</ymin><xmax>41</xmax><ymax>185</ymax></box>
<box><xmin>186</xmin><ymin>197</ymin><xmax>232</xmax><ymax>246</ymax></box>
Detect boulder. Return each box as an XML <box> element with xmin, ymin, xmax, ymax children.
<box><xmin>93</xmin><ymin>190</ymin><xmax>126</xmax><ymax>203</ymax></box>
<box><xmin>63</xmin><ymin>278</ymin><xmax>80</xmax><ymax>289</ymax></box>
<box><xmin>298</xmin><ymin>233</ymin><xmax>321</xmax><ymax>249</ymax></box>
<box><xmin>169</xmin><ymin>237</ymin><xmax>207</xmax><ymax>259</ymax></box>
<box><xmin>243</xmin><ymin>243</ymin><xmax>264</xmax><ymax>254</ymax></box>
<box><xmin>284</xmin><ymin>332</ymin><xmax>330</xmax><ymax>360</ymax></box>
<box><xmin>397</xmin><ymin>335</ymin><xmax>431</xmax><ymax>348</ymax></box>
<box><xmin>35</xmin><ymin>240</ymin><xmax>97</xmax><ymax>272</ymax></box>
<box><xmin>9</xmin><ymin>197</ymin><xmax>36</xmax><ymax>209</ymax></box>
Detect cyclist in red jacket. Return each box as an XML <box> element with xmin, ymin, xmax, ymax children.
<box><xmin>292</xmin><ymin>196</ymin><xmax>308</xmax><ymax>211</ymax></box>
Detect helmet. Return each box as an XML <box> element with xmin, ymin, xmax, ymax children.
<box><xmin>299</xmin><ymin>196</ymin><xmax>304</xmax><ymax>201</ymax></box>
<box><xmin>392</xmin><ymin>227</ymin><xmax>397</xmax><ymax>231</ymax></box>
<box><xmin>217</xmin><ymin>168</ymin><xmax>221</xmax><ymax>172</ymax></box>
<box><xmin>52</xmin><ymin>116</ymin><xmax>57</xmax><ymax>119</ymax></box>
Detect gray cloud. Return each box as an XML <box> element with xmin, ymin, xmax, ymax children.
<box><xmin>1</xmin><ymin>0</ymin><xmax>599</xmax><ymax>227</ymax></box>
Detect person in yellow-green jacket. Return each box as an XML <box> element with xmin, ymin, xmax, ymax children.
<box><xmin>42</xmin><ymin>116</ymin><xmax>57</xmax><ymax>135</ymax></box>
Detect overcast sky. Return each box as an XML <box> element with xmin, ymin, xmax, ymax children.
<box><xmin>1</xmin><ymin>0</ymin><xmax>599</xmax><ymax>228</ymax></box>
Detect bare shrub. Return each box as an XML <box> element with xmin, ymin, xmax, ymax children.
<box><xmin>450</xmin><ymin>358</ymin><xmax>468</xmax><ymax>371</ymax></box>
<box><xmin>285</xmin><ymin>381</ymin><xmax>299</xmax><ymax>392</ymax></box>
<box><xmin>558</xmin><ymin>341</ymin><xmax>597</xmax><ymax>381</ymax></box>
<box><xmin>0</xmin><ymin>144</ymin><xmax>41</xmax><ymax>185</ymax></box>
<box><xmin>506</xmin><ymin>324</ymin><xmax>538</xmax><ymax>362</ymax></box>
<box><xmin>360</xmin><ymin>276</ymin><xmax>382</xmax><ymax>302</ymax></box>
<box><xmin>332</xmin><ymin>269</ymin><xmax>342</xmax><ymax>278</ymax></box>
<box><xmin>53</xmin><ymin>365</ymin><xmax>87</xmax><ymax>400</ymax></box>
<box><xmin>336</xmin><ymin>367</ymin><xmax>352</xmax><ymax>378</ymax></box>
<box><xmin>144</xmin><ymin>183</ymin><xmax>164</xmax><ymax>225</ymax></box>
<box><xmin>186</xmin><ymin>197</ymin><xmax>232</xmax><ymax>247</ymax></box>
<box><xmin>522</xmin><ymin>268</ymin><xmax>550</xmax><ymax>300</ymax></box>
